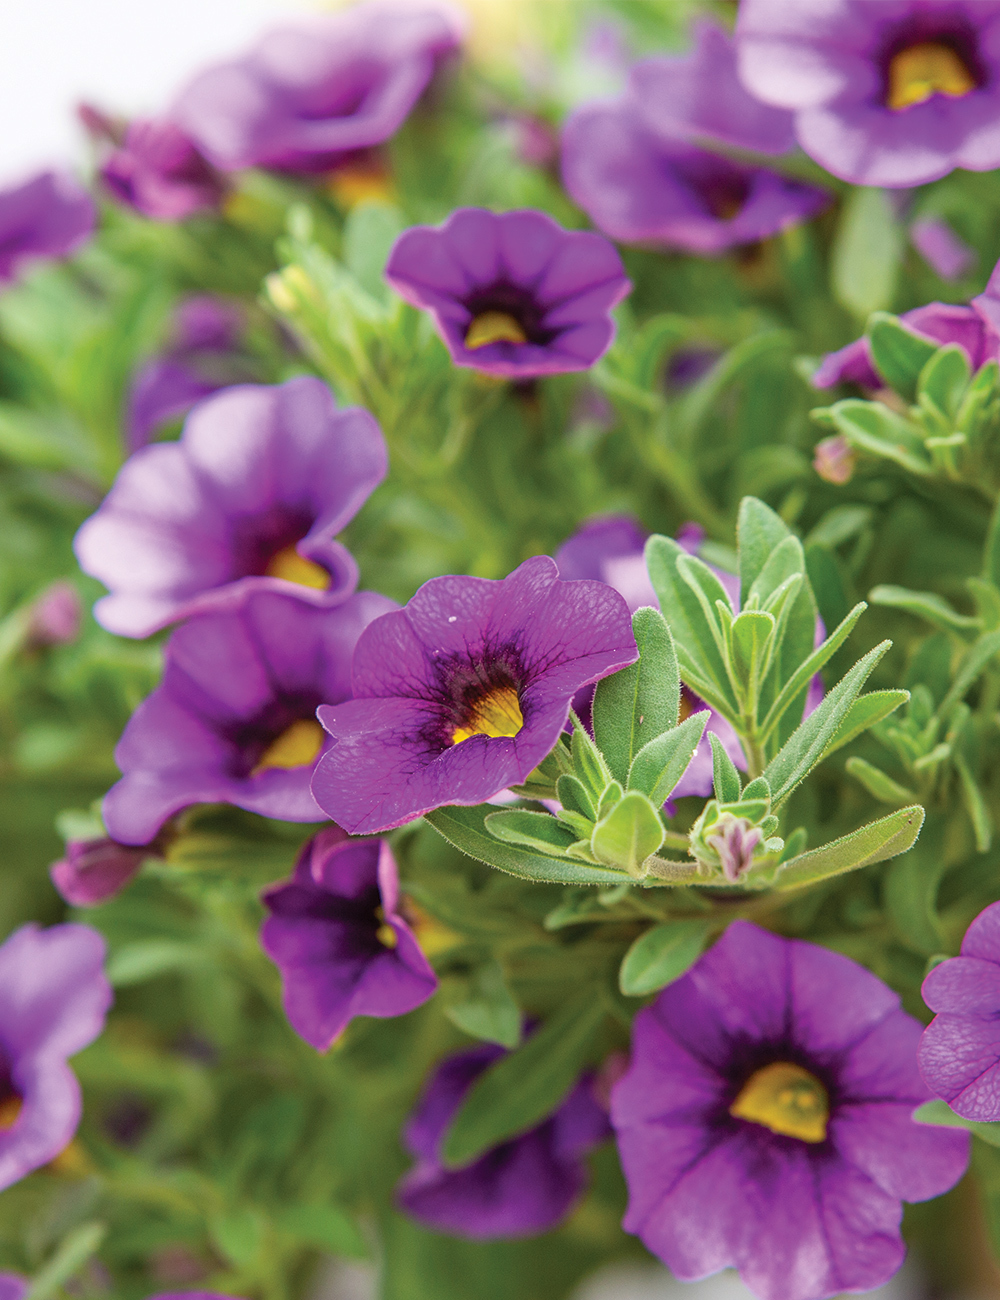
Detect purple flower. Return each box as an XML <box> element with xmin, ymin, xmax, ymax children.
<box><xmin>397</xmin><ymin>1041</ymin><xmax>610</xmax><ymax>1237</ymax></box>
<box><xmin>310</xmin><ymin>556</ymin><xmax>637</xmax><ymax>835</ymax></box>
<box><xmin>102</xmin><ymin>587</ymin><xmax>396</xmax><ymax>845</ymax></box>
<box><xmin>631</xmin><ymin>19</ymin><xmax>795</xmax><ymax>155</ymax></box>
<box><xmin>910</xmin><ymin>216</ymin><xmax>976</xmax><ymax>280</ymax></box>
<box><xmin>74</xmin><ymin>377</ymin><xmax>387</xmax><ymax>638</ymax></box>
<box><xmin>26</xmin><ymin>580</ymin><xmax>81</xmax><ymax>648</ymax></box>
<box><xmin>125</xmin><ymin>296</ymin><xmax>247</xmax><ymax>452</ymax></box>
<box><xmin>50</xmin><ymin>836</ymin><xmax>160</xmax><ymax>907</ymax></box>
<box><xmin>736</xmin><ymin>1</ymin><xmax>1000</xmax><ymax>187</ymax></box>
<box><xmin>384</xmin><ymin>207</ymin><xmax>631</xmax><ymax>378</ymax></box>
<box><xmin>813</xmin><ymin>435</ymin><xmax>857</xmax><ymax>485</ymax></box>
<box><xmin>0</xmin><ymin>923</ymin><xmax>111</xmax><ymax>1191</ymax></box>
<box><xmin>612</xmin><ymin>921</ymin><xmax>969</xmax><ymax>1300</ymax></box>
<box><xmin>919</xmin><ymin>899</ymin><xmax>1000</xmax><ymax>1120</ymax></box>
<box><xmin>261</xmin><ymin>827</ymin><xmax>437</xmax><ymax>1050</ymax></box>
<box><xmin>561</xmin><ymin>100</ymin><xmax>829</xmax><ymax>256</ymax></box>
<box><xmin>0</xmin><ymin>171</ymin><xmax>95</xmax><ymax>284</ymax></box>
<box><xmin>173</xmin><ymin>1</ymin><xmax>466</xmax><ymax>174</ymax></box>
<box><xmin>554</xmin><ymin>516</ymin><xmax>744</xmax><ymax>799</ymax></box>
<box><xmin>100</xmin><ymin>119</ymin><xmax>225</xmax><ymax>222</ymax></box>
<box><xmin>813</xmin><ymin>298</ymin><xmax>1000</xmax><ymax>390</ymax></box>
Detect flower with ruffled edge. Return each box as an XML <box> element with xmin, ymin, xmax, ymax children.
<box><xmin>0</xmin><ymin>171</ymin><xmax>95</xmax><ymax>284</ymax></box>
<box><xmin>310</xmin><ymin>556</ymin><xmax>637</xmax><ymax>835</ymax></box>
<box><xmin>555</xmin><ymin>515</ymin><xmax>744</xmax><ymax>800</ymax></box>
<box><xmin>736</xmin><ymin>0</ymin><xmax>1000</xmax><ymax>188</ymax></box>
<box><xmin>384</xmin><ymin>207</ymin><xmax>631</xmax><ymax>378</ymax></box>
<box><xmin>0</xmin><ymin>924</ymin><xmax>111</xmax><ymax>1192</ymax></box>
<box><xmin>397</xmin><ymin>1041</ymin><xmax>610</xmax><ymax>1238</ymax></box>
<box><xmin>101</xmin><ymin>119</ymin><xmax>225</xmax><ymax>222</ymax></box>
<box><xmin>631</xmin><ymin>18</ymin><xmax>795</xmax><ymax>155</ymax></box>
<box><xmin>172</xmin><ymin>1</ymin><xmax>466</xmax><ymax>174</ymax></box>
<box><xmin>74</xmin><ymin>377</ymin><xmax>387</xmax><ymax>638</ymax></box>
<box><xmin>561</xmin><ymin>100</ymin><xmax>829</xmax><ymax>257</ymax></box>
<box><xmin>103</xmin><ymin>587</ymin><xmax>396</xmax><ymax>845</ymax></box>
<box><xmin>612</xmin><ymin>920</ymin><xmax>969</xmax><ymax>1300</ymax></box>
<box><xmin>261</xmin><ymin>827</ymin><xmax>436</xmax><ymax>1051</ymax></box>
<box><xmin>919</xmin><ymin>899</ymin><xmax>1000</xmax><ymax>1120</ymax></box>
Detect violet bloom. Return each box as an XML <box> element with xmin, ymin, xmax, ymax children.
<box><xmin>554</xmin><ymin>515</ymin><xmax>744</xmax><ymax>799</ymax></box>
<box><xmin>737</xmin><ymin>1</ymin><xmax>1000</xmax><ymax>187</ymax></box>
<box><xmin>173</xmin><ymin>1</ymin><xmax>466</xmax><ymax>174</ymax></box>
<box><xmin>75</xmin><ymin>377</ymin><xmax>387</xmax><ymax>638</ymax></box>
<box><xmin>101</xmin><ymin>119</ymin><xmax>225</xmax><ymax>222</ymax></box>
<box><xmin>613</xmin><ymin>921</ymin><xmax>969</xmax><ymax>1300</ymax></box>
<box><xmin>311</xmin><ymin>555</ymin><xmax>637</xmax><ymax>835</ymax></box>
<box><xmin>561</xmin><ymin>100</ymin><xmax>829</xmax><ymax>256</ymax></box>
<box><xmin>26</xmin><ymin>580</ymin><xmax>81</xmax><ymax>648</ymax></box>
<box><xmin>631</xmin><ymin>18</ymin><xmax>795</xmax><ymax>155</ymax></box>
<box><xmin>397</xmin><ymin>1041</ymin><xmax>610</xmax><ymax>1238</ymax></box>
<box><xmin>813</xmin><ymin>297</ymin><xmax>1000</xmax><ymax>390</ymax></box>
<box><xmin>0</xmin><ymin>923</ymin><xmax>111</xmax><ymax>1191</ymax></box>
<box><xmin>102</xmin><ymin>587</ymin><xmax>396</xmax><ymax>845</ymax></box>
<box><xmin>125</xmin><ymin>296</ymin><xmax>247</xmax><ymax>452</ymax></box>
<box><xmin>51</xmin><ymin>836</ymin><xmax>160</xmax><ymax>907</ymax></box>
<box><xmin>0</xmin><ymin>171</ymin><xmax>95</xmax><ymax>284</ymax></box>
<box><xmin>262</xmin><ymin>827</ymin><xmax>437</xmax><ymax>1050</ymax></box>
<box><xmin>384</xmin><ymin>207</ymin><xmax>631</xmax><ymax>378</ymax></box>
<box><xmin>911</xmin><ymin>216</ymin><xmax>975</xmax><ymax>281</ymax></box>
<box><xmin>919</xmin><ymin>899</ymin><xmax>1000</xmax><ymax>1120</ymax></box>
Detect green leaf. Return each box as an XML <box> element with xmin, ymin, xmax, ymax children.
<box><xmin>590</xmin><ymin>791</ymin><xmax>665</xmax><ymax>875</ymax></box>
<box><xmin>773</xmin><ymin>805</ymin><xmax>925</xmax><ymax>890</ymax></box>
<box><xmin>762</xmin><ymin>641</ymin><xmax>891</xmax><ymax>806</ymax></box>
<box><xmin>866</xmin><ymin>311</ymin><xmax>939</xmax><ymax>401</ymax></box>
<box><xmin>485</xmin><ymin>809</ymin><xmax>576</xmax><ymax>855</ymax></box>
<box><xmin>954</xmin><ymin>750</ymin><xmax>993</xmax><ymax>853</ymax></box>
<box><xmin>676</xmin><ymin>553</ymin><xmax>736</xmax><ymax>646</ymax></box>
<box><xmin>277</xmin><ymin>1204</ymin><xmax>369</xmax><ymax>1257</ymax></box>
<box><xmin>619</xmin><ymin>920</ymin><xmax>712</xmax><ymax>996</ymax></box>
<box><xmin>446</xmin><ymin>960</ymin><xmax>522</xmax><ymax>1049</ymax></box>
<box><xmin>742</xmin><ymin>776</ymin><xmax>770</xmax><ymax>801</ymax></box>
<box><xmin>442</xmin><ymin>992</ymin><xmax>605</xmax><ymax>1166</ymax></box>
<box><xmin>831</xmin><ymin>186</ymin><xmax>902</xmax><ymax>319</ymax></box>
<box><xmin>426</xmin><ymin>805</ymin><xmax>627</xmax><ymax>886</ymax></box>
<box><xmin>737</xmin><ymin>497</ymin><xmax>791</xmax><ymax>605</ymax></box>
<box><xmin>820</xmin><ymin>689</ymin><xmax>909</xmax><ymax>760</ymax></box>
<box><xmin>592</xmin><ymin>607</ymin><xmax>679</xmax><ymax>784</ymax></box>
<box><xmin>105</xmin><ymin>939</ymin><xmax>204</xmax><ymax>987</ymax></box>
<box><xmin>759</xmin><ymin>601</ymin><xmax>867</xmax><ymax>741</ymax></box>
<box><xmin>555</xmin><ymin>773</ymin><xmax>596</xmax><ymax>820</ymax></box>
<box><xmin>986</xmin><ymin>498</ymin><xmax>1000</xmax><ymax>590</ymax></box>
<box><xmin>868</xmin><ymin>584</ymin><xmax>979</xmax><ymax>632</ymax></box>
<box><xmin>710</xmin><ymin>732</ymin><xmax>742</xmax><ymax>803</ymax></box>
<box><xmin>845</xmin><ymin>756</ymin><xmax>917</xmax><ymax>803</ymax></box>
<box><xmin>820</xmin><ymin>399</ymin><xmax>931</xmax><ymax>476</ymax></box>
<box><xmin>24</xmin><ymin>1223</ymin><xmax>106</xmax><ymax>1300</ymax></box>
<box><xmin>747</xmin><ymin>535</ymin><xmax>804</xmax><ymax>608</ymax></box>
<box><xmin>956</xmin><ymin>357</ymin><xmax>1000</xmax><ymax>436</ymax></box>
<box><xmin>570</xmin><ymin>714</ymin><xmax>611</xmax><ymax>798</ymax></box>
<box><xmin>939</xmin><ymin>627</ymin><xmax>1000</xmax><ymax>718</ymax></box>
<box><xmin>913</xmin><ymin>1099</ymin><xmax>1000</xmax><ymax>1148</ymax></box>
<box><xmin>342</xmin><ymin>200</ymin><xmax>405</xmax><ymax>300</ymax></box>
<box><xmin>918</xmin><ymin>343</ymin><xmax>971</xmax><ymax>421</ymax></box>
<box><xmin>211</xmin><ymin>1207</ymin><xmax>266</xmax><ymax>1267</ymax></box>
<box><xmin>627</xmin><ymin>711</ymin><xmax>710</xmax><ymax>806</ymax></box>
<box><xmin>731</xmin><ymin>610</ymin><xmax>775</xmax><ymax>689</ymax></box>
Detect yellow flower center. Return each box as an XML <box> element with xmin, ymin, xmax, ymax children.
<box><xmin>0</xmin><ymin>1096</ymin><xmax>22</xmax><ymax>1129</ymax></box>
<box><xmin>465</xmin><ymin>311</ymin><xmax>528</xmax><ymax>350</ymax></box>
<box><xmin>887</xmin><ymin>42</ymin><xmax>976</xmax><ymax>110</ymax></box>
<box><xmin>252</xmin><ymin>719</ymin><xmax>325</xmax><ymax>775</ymax></box>
<box><xmin>451</xmin><ymin>685</ymin><xmax>524</xmax><ymax>745</ymax></box>
<box><xmin>265</xmin><ymin>545</ymin><xmax>330</xmax><ymax>591</ymax></box>
<box><xmin>326</xmin><ymin>165</ymin><xmax>394</xmax><ymax>208</ymax></box>
<box><xmin>730</xmin><ymin>1061</ymin><xmax>829</xmax><ymax>1144</ymax></box>
<box><xmin>374</xmin><ymin>907</ymin><xmax>398</xmax><ymax>949</ymax></box>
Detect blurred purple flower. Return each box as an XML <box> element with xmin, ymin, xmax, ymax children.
<box><xmin>101</xmin><ymin>119</ymin><xmax>225</xmax><ymax>222</ymax></box>
<box><xmin>0</xmin><ymin>924</ymin><xmax>111</xmax><ymax>1191</ymax></box>
<box><xmin>0</xmin><ymin>171</ymin><xmax>95</xmax><ymax>284</ymax></box>
<box><xmin>75</xmin><ymin>377</ymin><xmax>387</xmax><ymax>638</ymax></box>
<box><xmin>919</xmin><ymin>899</ymin><xmax>1000</xmax><ymax>1120</ymax></box>
<box><xmin>613</xmin><ymin>921</ymin><xmax>969</xmax><ymax>1300</ymax></box>
<box><xmin>911</xmin><ymin>216</ymin><xmax>976</xmax><ymax>280</ymax></box>
<box><xmin>632</xmin><ymin>18</ymin><xmax>795</xmax><ymax>155</ymax></box>
<box><xmin>262</xmin><ymin>828</ymin><xmax>437</xmax><ymax>1051</ymax></box>
<box><xmin>736</xmin><ymin>0</ymin><xmax>1000</xmax><ymax>187</ymax></box>
<box><xmin>173</xmin><ymin>1</ymin><xmax>466</xmax><ymax>174</ymax></box>
<box><xmin>50</xmin><ymin>836</ymin><xmax>160</xmax><ymax>907</ymax></box>
<box><xmin>0</xmin><ymin>1283</ymin><xmax>243</xmax><ymax>1300</ymax></box>
<box><xmin>813</xmin><ymin>435</ymin><xmax>856</xmax><ymax>485</ymax></box>
<box><xmin>311</xmin><ymin>556</ymin><xmax>637</xmax><ymax>835</ymax></box>
<box><xmin>26</xmin><ymin>581</ymin><xmax>81</xmax><ymax>648</ymax></box>
<box><xmin>103</xmin><ymin>587</ymin><xmax>395</xmax><ymax>845</ymax></box>
<box><xmin>561</xmin><ymin>100</ymin><xmax>828</xmax><ymax>256</ymax></box>
<box><xmin>397</xmin><ymin>1041</ymin><xmax>610</xmax><ymax>1237</ymax></box>
<box><xmin>385</xmin><ymin>207</ymin><xmax>631</xmax><ymax>378</ymax></box>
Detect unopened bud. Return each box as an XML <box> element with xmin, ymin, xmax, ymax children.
<box><xmin>813</xmin><ymin>435</ymin><xmax>856</xmax><ymax>485</ymax></box>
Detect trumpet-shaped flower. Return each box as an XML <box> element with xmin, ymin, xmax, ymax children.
<box><xmin>384</xmin><ymin>207</ymin><xmax>631</xmax><ymax>378</ymax></box>
<box><xmin>310</xmin><ymin>555</ymin><xmax>637</xmax><ymax>835</ymax></box>
<box><xmin>100</xmin><ymin>119</ymin><xmax>225</xmax><ymax>221</ymax></box>
<box><xmin>75</xmin><ymin>377</ymin><xmax>387</xmax><ymax>638</ymax></box>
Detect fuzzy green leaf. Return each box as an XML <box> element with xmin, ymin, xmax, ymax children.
<box><xmin>709</xmin><ymin>732</ymin><xmax>742</xmax><ymax>803</ymax></box>
<box><xmin>619</xmin><ymin>920</ymin><xmax>712</xmax><ymax>996</ymax></box>
<box><xmin>866</xmin><ymin>312</ymin><xmax>939</xmax><ymax>401</ymax></box>
<box><xmin>773</xmin><ymin>805</ymin><xmax>924</xmax><ymax>890</ymax></box>
<box><xmin>845</xmin><ymin>756</ymin><xmax>917</xmax><ymax>803</ymax></box>
<box><xmin>869</xmin><ymin>584</ymin><xmax>979</xmax><ymax>631</ymax></box>
<box><xmin>627</xmin><ymin>711</ymin><xmax>710</xmax><ymax>806</ymax></box>
<box><xmin>592</xmin><ymin>607</ymin><xmax>679</xmax><ymax>784</ymax></box>
<box><xmin>590</xmin><ymin>791</ymin><xmax>665</xmax><ymax>875</ymax></box>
